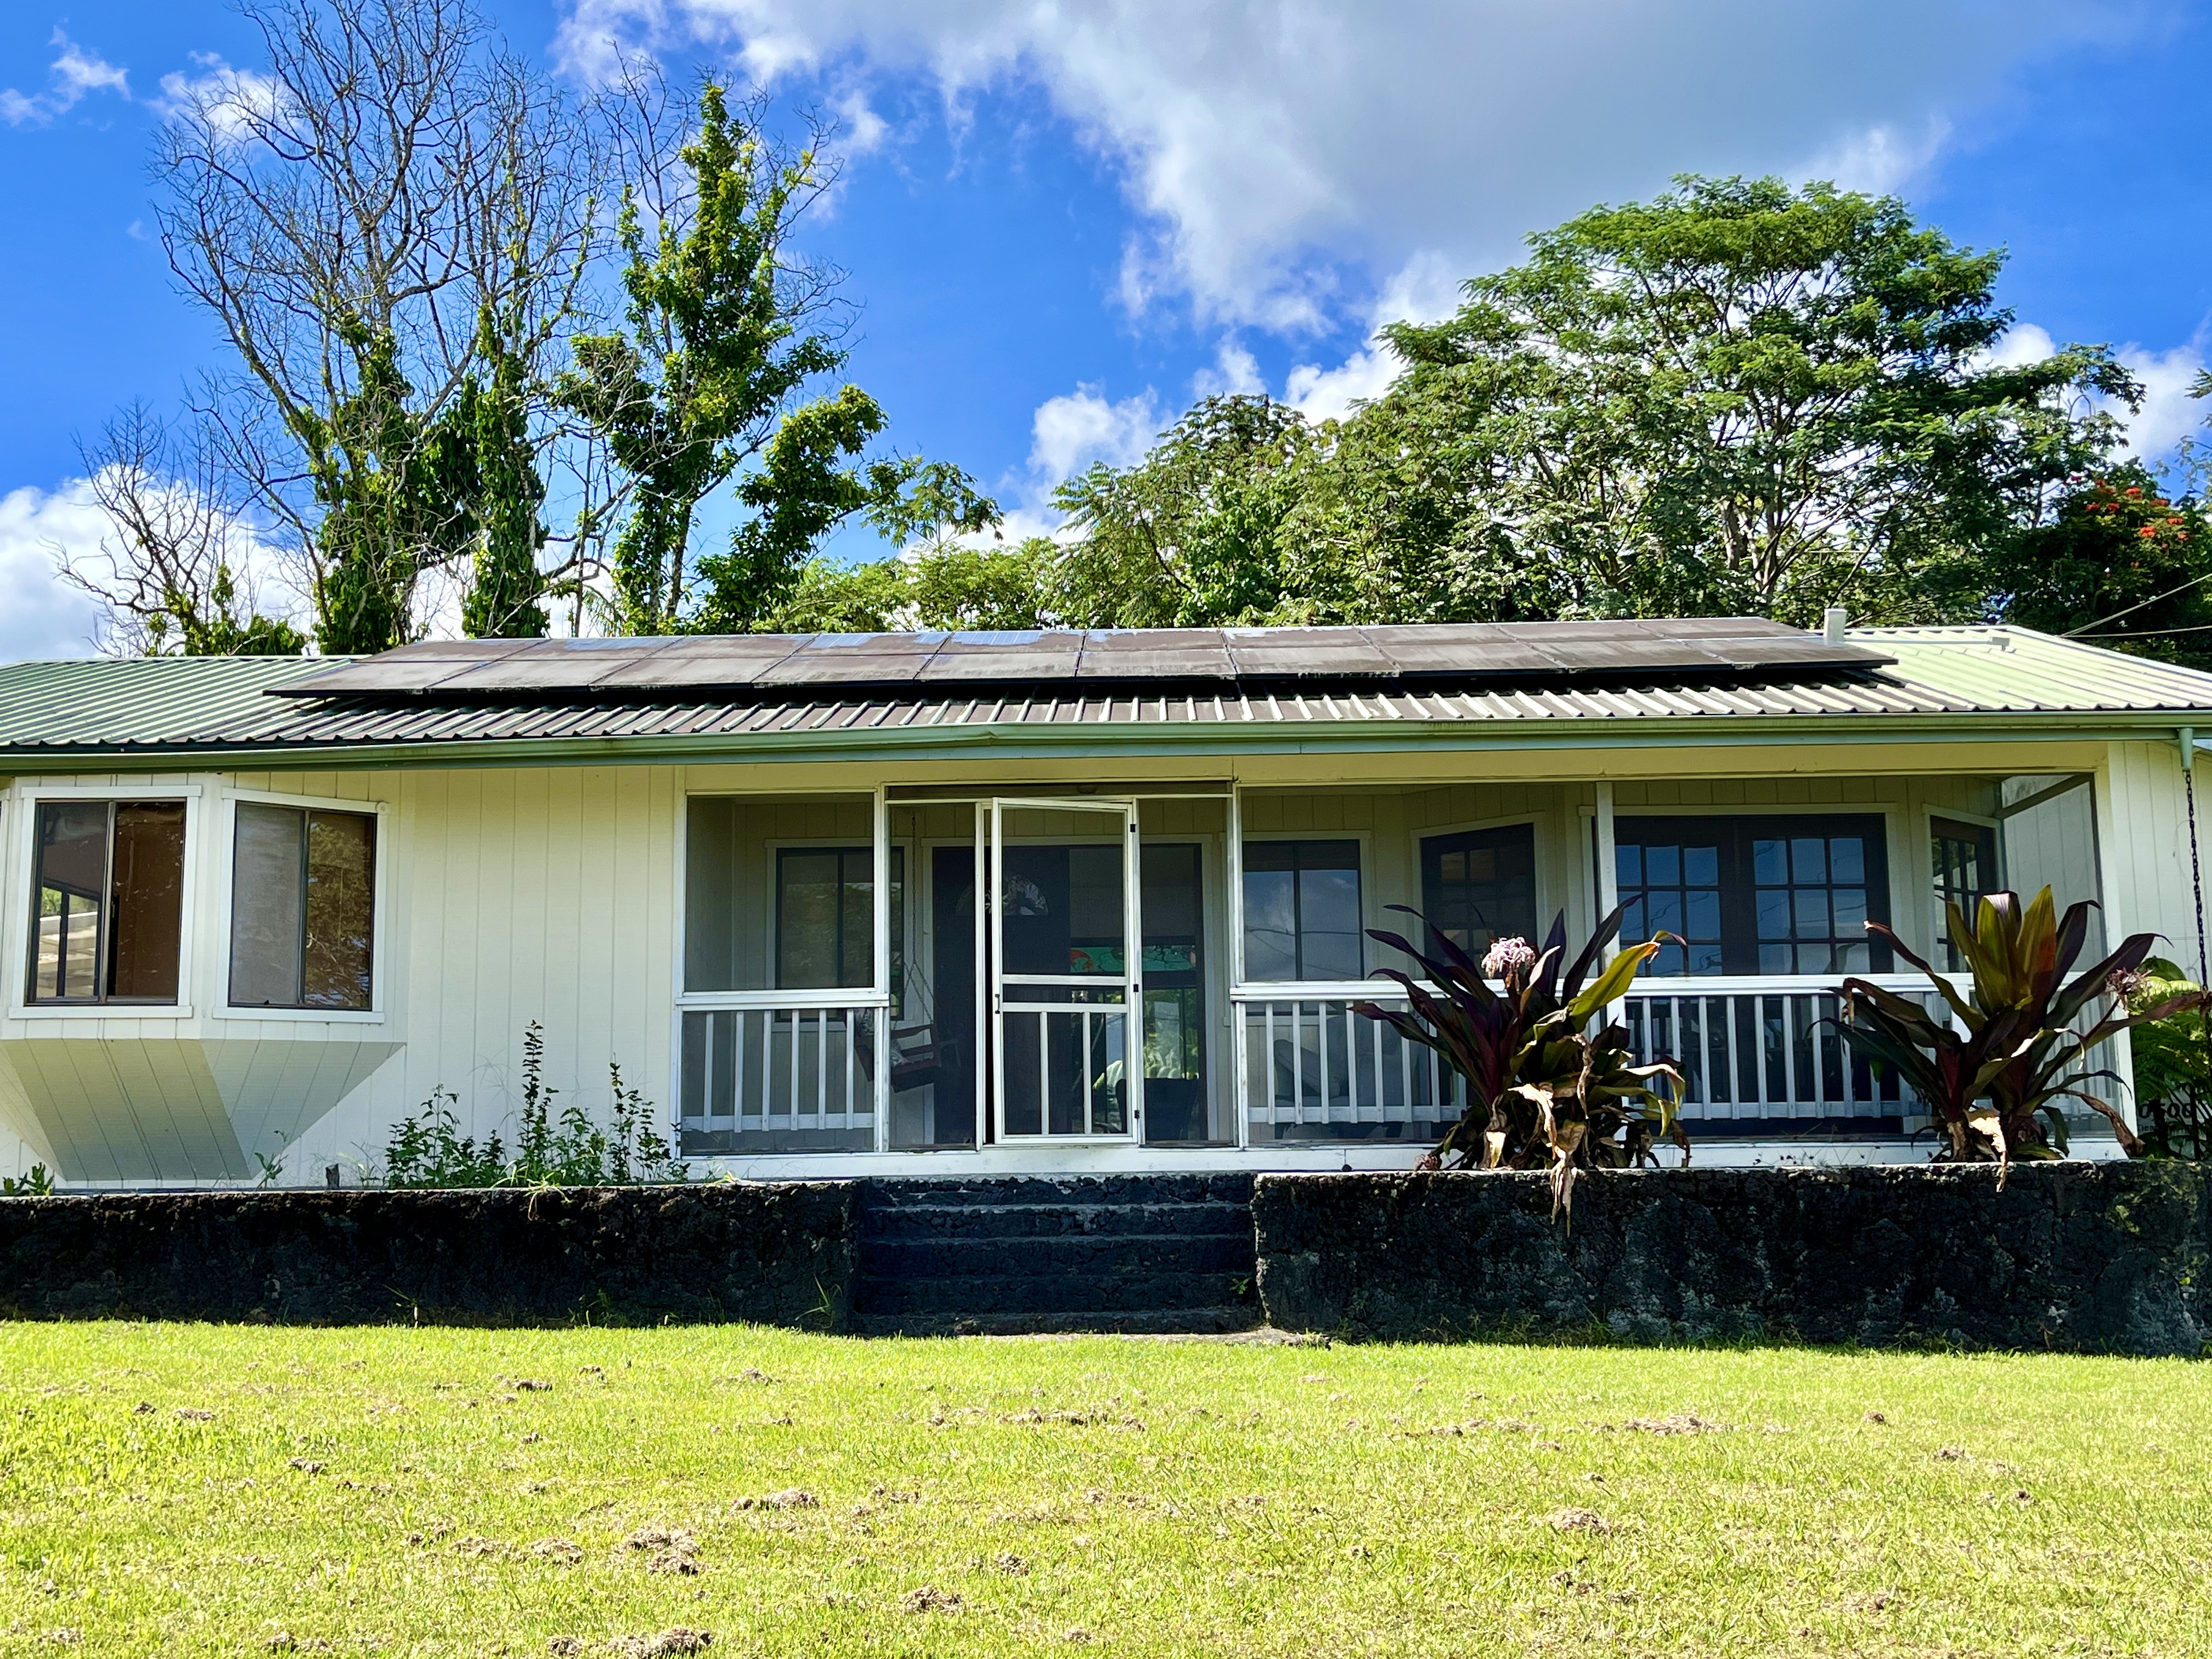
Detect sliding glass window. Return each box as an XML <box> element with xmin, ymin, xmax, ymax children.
<box><xmin>28</xmin><ymin>799</ymin><xmax>188</xmax><ymax>1005</ymax></box>
<box><xmin>229</xmin><ymin>803</ymin><xmax>377</xmax><ymax>1011</ymax></box>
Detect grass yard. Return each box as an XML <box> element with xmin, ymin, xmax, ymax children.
<box><xmin>0</xmin><ymin>1325</ymin><xmax>2205</xmax><ymax>1657</ymax></box>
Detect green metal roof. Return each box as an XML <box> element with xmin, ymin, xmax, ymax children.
<box><xmin>0</xmin><ymin>625</ymin><xmax>2207</xmax><ymax>771</ymax></box>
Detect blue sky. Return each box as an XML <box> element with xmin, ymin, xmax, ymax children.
<box><xmin>4</xmin><ymin>0</ymin><xmax>2212</xmax><ymax>656</ymax></box>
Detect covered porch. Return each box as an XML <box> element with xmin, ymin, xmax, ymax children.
<box><xmin>672</xmin><ymin>761</ymin><xmax>2113</xmax><ymax>1173</ymax></box>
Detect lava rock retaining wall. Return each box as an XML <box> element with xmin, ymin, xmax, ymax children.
<box><xmin>0</xmin><ymin>1182</ymin><xmax>859</xmax><ymax>1327</ymax></box>
<box><xmin>1253</xmin><ymin>1162</ymin><xmax>2211</xmax><ymax>1356</ymax></box>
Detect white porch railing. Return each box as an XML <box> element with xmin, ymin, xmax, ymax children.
<box><xmin>1235</xmin><ymin>984</ymin><xmax>1464</xmax><ymax>1142</ymax></box>
<box><xmin>1235</xmin><ymin>973</ymin><xmax>1952</xmax><ymax>1141</ymax></box>
<box><xmin>1621</xmin><ymin>974</ymin><xmax>1937</xmax><ymax>1121</ymax></box>
<box><xmin>679</xmin><ymin>999</ymin><xmax>883</xmax><ymax>1144</ymax></box>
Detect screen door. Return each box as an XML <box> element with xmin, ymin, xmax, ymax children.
<box><xmin>990</xmin><ymin>798</ymin><xmax>1141</xmax><ymax>1140</ymax></box>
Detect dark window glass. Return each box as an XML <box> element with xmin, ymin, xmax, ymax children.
<box><xmin>30</xmin><ymin>799</ymin><xmax>186</xmax><ymax>1005</ymax></box>
<box><xmin>1420</xmin><ymin>823</ymin><xmax>1538</xmax><ymax>961</ymax></box>
<box><xmin>1614</xmin><ymin>816</ymin><xmax>1892</xmax><ymax>977</ymax></box>
<box><xmin>1931</xmin><ymin>816</ymin><xmax>2000</xmax><ymax>970</ymax></box>
<box><xmin>229</xmin><ymin>804</ymin><xmax>376</xmax><ymax>1010</ymax></box>
<box><xmin>1242</xmin><ymin>840</ymin><xmax>1362</xmax><ymax>981</ymax></box>
<box><xmin>775</xmin><ymin>847</ymin><xmax>904</xmax><ymax>996</ymax></box>
<box><xmin>1616</xmin><ymin>823</ymin><xmax>1724</xmax><ymax>975</ymax></box>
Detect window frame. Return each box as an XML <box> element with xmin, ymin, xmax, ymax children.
<box><xmin>769</xmin><ymin>840</ymin><xmax>907</xmax><ymax>1006</ymax></box>
<box><xmin>7</xmin><ymin>782</ymin><xmax>202</xmax><ymax>1020</ymax></box>
<box><xmin>1926</xmin><ymin>806</ymin><xmax>2002</xmax><ymax>972</ymax></box>
<box><xmin>210</xmin><ymin>786</ymin><xmax>391</xmax><ymax>1025</ymax></box>
<box><xmin>1236</xmin><ymin>832</ymin><xmax>1370</xmax><ymax>988</ymax></box>
<box><xmin>1611</xmin><ymin>809</ymin><xmax>1899</xmax><ymax>979</ymax></box>
<box><xmin>1414</xmin><ymin>812</ymin><xmax>1545</xmax><ymax>962</ymax></box>
<box><xmin>672</xmin><ymin>788</ymin><xmax>894</xmax><ymax>1015</ymax></box>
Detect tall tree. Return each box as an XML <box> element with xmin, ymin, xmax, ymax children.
<box><xmin>1052</xmin><ymin>396</ymin><xmax>1317</xmax><ymax>627</ymax></box>
<box><xmin>57</xmin><ymin>405</ymin><xmax>307</xmax><ymax>656</ymax></box>
<box><xmin>2006</xmin><ymin>466</ymin><xmax>2212</xmax><ymax>668</ymax></box>
<box><xmin>556</xmin><ymin>81</ymin><xmax>994</xmax><ymax>634</ymax></box>
<box><xmin>1355</xmin><ymin>176</ymin><xmax>2135</xmax><ymax>624</ymax></box>
<box><xmin>459</xmin><ymin>317</ymin><xmax>550</xmax><ymax>637</ymax></box>
<box><xmin>155</xmin><ymin>0</ymin><xmax>593</xmax><ymax>652</ymax></box>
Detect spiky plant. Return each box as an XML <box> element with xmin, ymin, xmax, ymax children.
<box><xmin>1356</xmin><ymin>906</ymin><xmax>1687</xmax><ymax>1221</ymax></box>
<box><xmin>1838</xmin><ymin>887</ymin><xmax>2209</xmax><ymax>1177</ymax></box>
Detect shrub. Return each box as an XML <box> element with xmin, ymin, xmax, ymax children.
<box><xmin>1839</xmin><ymin>888</ymin><xmax>2208</xmax><ymax>1176</ymax></box>
<box><xmin>382</xmin><ymin>1023</ymin><xmax>686</xmax><ymax>1189</ymax></box>
<box><xmin>2120</xmin><ymin>957</ymin><xmax>2212</xmax><ymax>1160</ymax></box>
<box><xmin>1355</xmin><ymin>905</ymin><xmax>1686</xmax><ymax>1219</ymax></box>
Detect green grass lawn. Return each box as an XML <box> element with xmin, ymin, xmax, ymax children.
<box><xmin>0</xmin><ymin>1324</ymin><xmax>2205</xmax><ymax>1657</ymax></box>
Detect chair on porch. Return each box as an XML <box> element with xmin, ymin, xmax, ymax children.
<box><xmin>854</xmin><ymin>1021</ymin><xmax>959</xmax><ymax>1094</ymax></box>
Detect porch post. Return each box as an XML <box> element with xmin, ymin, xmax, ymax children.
<box><xmin>1228</xmin><ymin>784</ymin><xmax>1249</xmax><ymax>1150</ymax></box>
<box><xmin>974</xmin><ymin>800</ymin><xmax>989</xmax><ymax>1148</ymax></box>
<box><xmin>872</xmin><ymin>785</ymin><xmax>890</xmax><ymax>1151</ymax></box>
<box><xmin>1594</xmin><ymin>781</ymin><xmax>1619</xmax><ymax>940</ymax></box>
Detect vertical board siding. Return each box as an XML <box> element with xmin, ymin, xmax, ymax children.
<box><xmin>283</xmin><ymin>764</ymin><xmax>681</xmax><ymax>1180</ymax></box>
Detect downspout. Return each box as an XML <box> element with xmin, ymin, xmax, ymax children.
<box><xmin>2185</xmin><ymin>726</ymin><xmax>2208</xmax><ymax>991</ymax></box>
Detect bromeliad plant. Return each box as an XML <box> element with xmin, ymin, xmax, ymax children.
<box><xmin>1355</xmin><ymin>905</ymin><xmax>1688</xmax><ymax>1221</ymax></box>
<box><xmin>1838</xmin><ymin>886</ymin><xmax>2210</xmax><ymax>1176</ymax></box>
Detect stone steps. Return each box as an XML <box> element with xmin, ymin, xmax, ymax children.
<box><xmin>853</xmin><ymin>1173</ymin><xmax>1259</xmax><ymax>1336</ymax></box>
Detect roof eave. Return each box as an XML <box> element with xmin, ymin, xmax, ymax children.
<box><xmin>1</xmin><ymin>705</ymin><xmax>2205</xmax><ymax>773</ymax></box>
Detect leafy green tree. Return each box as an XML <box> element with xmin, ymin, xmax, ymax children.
<box><xmin>459</xmin><ymin>321</ymin><xmax>551</xmax><ymax>639</ymax></box>
<box><xmin>557</xmin><ymin>83</ymin><xmax>992</xmax><ymax>635</ymax></box>
<box><xmin>296</xmin><ymin>328</ymin><xmax>484</xmax><ymax>653</ymax></box>
<box><xmin>1356</xmin><ymin>176</ymin><xmax>2135</xmax><ymax>624</ymax></box>
<box><xmin>2006</xmin><ymin>466</ymin><xmax>2212</xmax><ymax>667</ymax></box>
<box><xmin>752</xmin><ymin>537</ymin><xmax>1056</xmax><ymax>634</ymax></box>
<box><xmin>1053</xmin><ymin>396</ymin><xmax>1317</xmax><ymax>626</ymax></box>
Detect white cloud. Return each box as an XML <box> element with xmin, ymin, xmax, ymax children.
<box><xmin>1983</xmin><ymin>321</ymin><xmax>2058</xmax><ymax>370</ymax></box>
<box><xmin>555</xmin><ymin>0</ymin><xmax>2161</xmax><ymax>331</ymax></box>
<box><xmin>0</xmin><ymin>482</ymin><xmax>113</xmax><ymax>662</ymax></box>
<box><xmin>1190</xmin><ymin>341</ymin><xmax>1265</xmax><ymax>402</ymax></box>
<box><xmin>152</xmin><ymin>53</ymin><xmax>286</xmax><ymax>137</ymax></box>
<box><xmin>834</xmin><ymin>89</ymin><xmax>888</xmax><ymax>157</ymax></box>
<box><xmin>1985</xmin><ymin>323</ymin><xmax>2210</xmax><ymax>464</ymax></box>
<box><xmin>2117</xmin><ymin>338</ymin><xmax>2208</xmax><ymax>462</ymax></box>
<box><xmin>1801</xmin><ymin>117</ymin><xmax>1953</xmax><ymax>195</ymax></box>
<box><xmin>2</xmin><ymin>29</ymin><xmax>129</xmax><ymax>126</ymax></box>
<box><xmin>1283</xmin><ymin>348</ymin><xmax>1400</xmax><ymax>425</ymax></box>
<box><xmin>1028</xmin><ymin>383</ymin><xmax>1162</xmax><ymax>484</ymax></box>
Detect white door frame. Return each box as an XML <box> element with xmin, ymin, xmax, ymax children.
<box><xmin>989</xmin><ymin>797</ymin><xmax>1143</xmax><ymax>1143</ymax></box>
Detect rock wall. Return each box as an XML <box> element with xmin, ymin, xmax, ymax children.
<box><xmin>1252</xmin><ymin>1163</ymin><xmax>2211</xmax><ymax>1357</ymax></box>
<box><xmin>0</xmin><ymin>1183</ymin><xmax>858</xmax><ymax>1327</ymax></box>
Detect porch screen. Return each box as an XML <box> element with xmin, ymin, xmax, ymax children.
<box><xmin>1613</xmin><ymin>816</ymin><xmax>1892</xmax><ymax>976</ymax></box>
<box><xmin>28</xmin><ymin>799</ymin><xmax>187</xmax><ymax>1005</ymax></box>
<box><xmin>228</xmin><ymin>803</ymin><xmax>377</xmax><ymax>1010</ymax></box>
<box><xmin>684</xmin><ymin>794</ymin><xmax>876</xmax><ymax>993</ymax></box>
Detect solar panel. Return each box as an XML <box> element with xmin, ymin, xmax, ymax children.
<box><xmin>1077</xmin><ymin>629</ymin><xmax>1233</xmax><ymax>678</ymax></box>
<box><xmin>1224</xmin><ymin>628</ymin><xmax>1393</xmax><ymax>676</ymax></box>
<box><xmin>266</xmin><ymin>618</ymin><xmax>1894</xmax><ymax>701</ymax></box>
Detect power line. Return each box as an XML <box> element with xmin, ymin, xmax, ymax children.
<box><xmin>2073</xmin><ymin>622</ymin><xmax>2212</xmax><ymax>639</ymax></box>
<box><xmin>2062</xmin><ymin>567</ymin><xmax>2212</xmax><ymax>637</ymax></box>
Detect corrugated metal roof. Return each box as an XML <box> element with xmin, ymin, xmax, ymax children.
<box><xmin>0</xmin><ymin>625</ymin><xmax>2207</xmax><ymax>763</ymax></box>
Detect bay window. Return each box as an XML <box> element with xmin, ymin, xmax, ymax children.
<box><xmin>228</xmin><ymin>803</ymin><xmax>377</xmax><ymax>1011</ymax></box>
<box><xmin>27</xmin><ymin>799</ymin><xmax>187</xmax><ymax>1005</ymax></box>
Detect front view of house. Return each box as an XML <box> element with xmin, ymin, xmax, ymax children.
<box><xmin>0</xmin><ymin>618</ymin><xmax>2205</xmax><ymax>1188</ymax></box>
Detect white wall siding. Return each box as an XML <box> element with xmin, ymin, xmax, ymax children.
<box><xmin>281</xmin><ymin>764</ymin><xmax>681</xmax><ymax>1182</ymax></box>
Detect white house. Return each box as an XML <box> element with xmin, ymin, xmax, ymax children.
<box><xmin>0</xmin><ymin>617</ymin><xmax>2203</xmax><ymax>1188</ymax></box>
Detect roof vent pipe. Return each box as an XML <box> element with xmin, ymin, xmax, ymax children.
<box><xmin>1822</xmin><ymin>607</ymin><xmax>1847</xmax><ymax>644</ymax></box>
